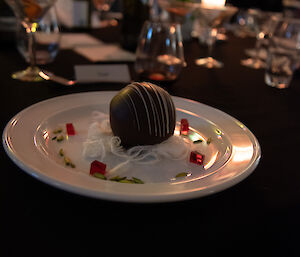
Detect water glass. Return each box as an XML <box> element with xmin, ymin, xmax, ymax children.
<box><xmin>134</xmin><ymin>20</ymin><xmax>185</xmax><ymax>82</ymax></box>
<box><xmin>265</xmin><ymin>17</ymin><xmax>300</xmax><ymax>89</ymax></box>
<box><xmin>240</xmin><ymin>10</ymin><xmax>282</xmax><ymax>69</ymax></box>
<box><xmin>16</xmin><ymin>6</ymin><xmax>60</xmax><ymax>65</ymax></box>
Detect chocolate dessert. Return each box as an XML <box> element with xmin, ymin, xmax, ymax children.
<box><xmin>110</xmin><ymin>82</ymin><xmax>176</xmax><ymax>148</ymax></box>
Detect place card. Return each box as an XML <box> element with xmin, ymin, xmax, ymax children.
<box><xmin>74</xmin><ymin>64</ymin><xmax>131</xmax><ymax>83</ymax></box>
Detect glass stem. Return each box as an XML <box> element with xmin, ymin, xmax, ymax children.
<box><xmin>208</xmin><ymin>42</ymin><xmax>213</xmax><ymax>58</ymax></box>
<box><xmin>28</xmin><ymin>26</ymin><xmax>37</xmax><ymax>70</ymax></box>
<box><xmin>208</xmin><ymin>28</ymin><xmax>217</xmax><ymax>58</ymax></box>
<box><xmin>254</xmin><ymin>37</ymin><xmax>262</xmax><ymax>62</ymax></box>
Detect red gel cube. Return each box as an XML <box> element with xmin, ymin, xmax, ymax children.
<box><xmin>90</xmin><ymin>160</ymin><xmax>106</xmax><ymax>175</ymax></box>
<box><xmin>190</xmin><ymin>151</ymin><xmax>204</xmax><ymax>165</ymax></box>
<box><xmin>180</xmin><ymin>119</ymin><xmax>189</xmax><ymax>135</ymax></box>
<box><xmin>66</xmin><ymin>123</ymin><xmax>75</xmax><ymax>136</ymax></box>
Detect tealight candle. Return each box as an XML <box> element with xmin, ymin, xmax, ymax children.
<box><xmin>201</xmin><ymin>0</ymin><xmax>226</xmax><ymax>8</ymax></box>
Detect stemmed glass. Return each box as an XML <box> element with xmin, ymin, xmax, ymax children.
<box><xmin>241</xmin><ymin>9</ymin><xmax>282</xmax><ymax>69</ymax></box>
<box><xmin>194</xmin><ymin>5</ymin><xmax>237</xmax><ymax>68</ymax></box>
<box><xmin>16</xmin><ymin>6</ymin><xmax>60</xmax><ymax>65</ymax></box>
<box><xmin>157</xmin><ymin>0</ymin><xmax>196</xmax><ymax>23</ymax></box>
<box><xmin>92</xmin><ymin>0</ymin><xmax>116</xmax><ymax>27</ymax></box>
<box><xmin>5</xmin><ymin>0</ymin><xmax>56</xmax><ymax>81</ymax></box>
<box><xmin>265</xmin><ymin>17</ymin><xmax>300</xmax><ymax>89</ymax></box>
<box><xmin>135</xmin><ymin>20</ymin><xmax>185</xmax><ymax>82</ymax></box>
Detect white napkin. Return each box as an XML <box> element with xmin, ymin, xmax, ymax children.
<box><xmin>74</xmin><ymin>45</ymin><xmax>136</xmax><ymax>62</ymax></box>
<box><xmin>59</xmin><ymin>33</ymin><xmax>136</xmax><ymax>62</ymax></box>
<box><xmin>60</xmin><ymin>33</ymin><xmax>103</xmax><ymax>49</ymax></box>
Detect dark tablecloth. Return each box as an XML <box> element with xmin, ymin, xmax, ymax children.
<box><xmin>1</xmin><ymin>27</ymin><xmax>300</xmax><ymax>256</ymax></box>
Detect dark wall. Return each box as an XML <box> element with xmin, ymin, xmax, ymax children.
<box><xmin>227</xmin><ymin>0</ymin><xmax>283</xmax><ymax>11</ymax></box>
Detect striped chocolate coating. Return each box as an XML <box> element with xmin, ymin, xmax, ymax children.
<box><xmin>110</xmin><ymin>82</ymin><xmax>176</xmax><ymax>147</ymax></box>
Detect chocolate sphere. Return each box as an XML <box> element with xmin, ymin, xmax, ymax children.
<box><xmin>110</xmin><ymin>82</ymin><xmax>176</xmax><ymax>148</ymax></box>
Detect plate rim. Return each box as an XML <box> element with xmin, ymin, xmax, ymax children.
<box><xmin>2</xmin><ymin>91</ymin><xmax>261</xmax><ymax>203</ymax></box>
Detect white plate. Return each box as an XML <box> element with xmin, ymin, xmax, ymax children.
<box><xmin>2</xmin><ymin>92</ymin><xmax>261</xmax><ymax>203</ymax></box>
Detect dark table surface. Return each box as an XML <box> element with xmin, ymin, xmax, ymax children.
<box><xmin>1</xmin><ymin>26</ymin><xmax>300</xmax><ymax>256</ymax></box>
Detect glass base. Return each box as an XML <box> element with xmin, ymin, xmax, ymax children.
<box><xmin>241</xmin><ymin>58</ymin><xmax>266</xmax><ymax>69</ymax></box>
<box><xmin>195</xmin><ymin>57</ymin><xmax>223</xmax><ymax>68</ymax></box>
<box><xmin>11</xmin><ymin>66</ymin><xmax>43</xmax><ymax>82</ymax></box>
<box><xmin>265</xmin><ymin>72</ymin><xmax>291</xmax><ymax>89</ymax></box>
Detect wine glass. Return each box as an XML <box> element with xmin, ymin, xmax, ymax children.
<box><xmin>265</xmin><ymin>17</ymin><xmax>300</xmax><ymax>89</ymax></box>
<box><xmin>5</xmin><ymin>0</ymin><xmax>56</xmax><ymax>81</ymax></box>
<box><xmin>135</xmin><ymin>20</ymin><xmax>185</xmax><ymax>82</ymax></box>
<box><xmin>157</xmin><ymin>0</ymin><xmax>196</xmax><ymax>23</ymax></box>
<box><xmin>16</xmin><ymin>6</ymin><xmax>60</xmax><ymax>65</ymax></box>
<box><xmin>240</xmin><ymin>9</ymin><xmax>282</xmax><ymax>69</ymax></box>
<box><xmin>92</xmin><ymin>0</ymin><xmax>116</xmax><ymax>28</ymax></box>
<box><xmin>194</xmin><ymin>5</ymin><xmax>237</xmax><ymax>68</ymax></box>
